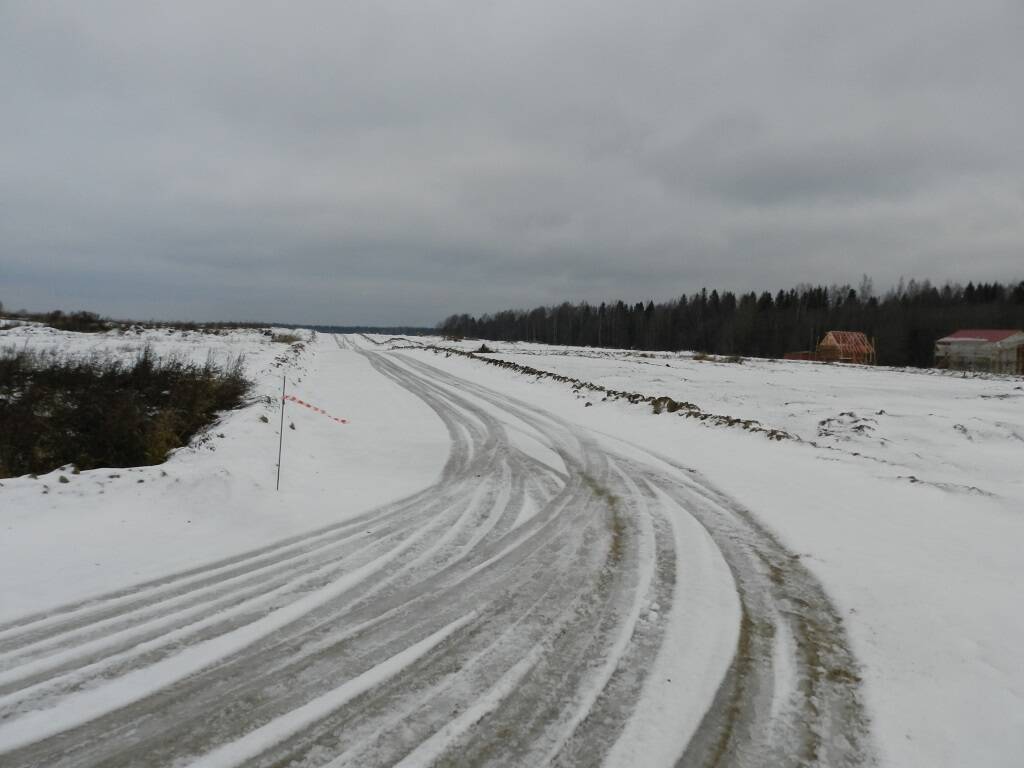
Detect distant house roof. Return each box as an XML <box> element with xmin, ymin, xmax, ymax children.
<box><xmin>938</xmin><ymin>329</ymin><xmax>1023</xmax><ymax>343</ymax></box>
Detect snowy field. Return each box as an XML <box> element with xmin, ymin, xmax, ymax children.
<box><xmin>424</xmin><ymin>337</ymin><xmax>1024</xmax><ymax>503</ymax></box>
<box><xmin>387</xmin><ymin>335</ymin><xmax>1024</xmax><ymax>767</ymax></box>
<box><xmin>1</xmin><ymin>327</ymin><xmax>1021</xmax><ymax>767</ymax></box>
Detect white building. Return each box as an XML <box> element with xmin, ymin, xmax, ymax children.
<box><xmin>934</xmin><ymin>329</ymin><xmax>1024</xmax><ymax>374</ymax></box>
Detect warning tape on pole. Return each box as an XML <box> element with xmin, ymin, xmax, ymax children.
<box><xmin>283</xmin><ymin>394</ymin><xmax>350</xmax><ymax>424</ymax></box>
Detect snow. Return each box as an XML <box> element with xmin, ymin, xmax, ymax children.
<box><xmin>424</xmin><ymin>339</ymin><xmax>1024</xmax><ymax>504</ymax></box>
<box><xmin>179</xmin><ymin>613</ymin><xmax>477</xmax><ymax>768</ymax></box>
<box><xmin>602</xmin><ymin>480</ymin><xmax>739</xmax><ymax>767</ymax></box>
<box><xmin>2</xmin><ymin>327</ymin><xmax>1023</xmax><ymax>766</ymax></box>
<box><xmin>0</xmin><ymin>326</ymin><xmax>449</xmax><ymax>623</ymax></box>
<box><xmin>391</xmin><ymin>644</ymin><xmax>548</xmax><ymax>768</ymax></box>
<box><xmin>378</xmin><ymin>335</ymin><xmax>1024</xmax><ymax>768</ymax></box>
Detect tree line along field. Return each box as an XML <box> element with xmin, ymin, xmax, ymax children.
<box><xmin>439</xmin><ymin>279</ymin><xmax>1024</xmax><ymax>367</ymax></box>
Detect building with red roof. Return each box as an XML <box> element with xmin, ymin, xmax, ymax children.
<box><xmin>935</xmin><ymin>329</ymin><xmax>1024</xmax><ymax>373</ymax></box>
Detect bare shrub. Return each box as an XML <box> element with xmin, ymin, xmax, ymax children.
<box><xmin>0</xmin><ymin>346</ymin><xmax>251</xmax><ymax>478</ymax></box>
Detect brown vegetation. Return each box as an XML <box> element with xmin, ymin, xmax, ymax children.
<box><xmin>0</xmin><ymin>346</ymin><xmax>250</xmax><ymax>478</ymax></box>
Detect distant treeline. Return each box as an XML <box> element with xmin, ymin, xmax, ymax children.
<box><xmin>439</xmin><ymin>279</ymin><xmax>1024</xmax><ymax>367</ymax></box>
<box><xmin>0</xmin><ymin>305</ymin><xmax>275</xmax><ymax>334</ymax></box>
<box><xmin>309</xmin><ymin>325</ymin><xmax>433</xmax><ymax>335</ymax></box>
<box><xmin>0</xmin><ymin>305</ymin><xmax>435</xmax><ymax>341</ymax></box>
<box><xmin>2</xmin><ymin>309</ymin><xmax>112</xmax><ymax>333</ymax></box>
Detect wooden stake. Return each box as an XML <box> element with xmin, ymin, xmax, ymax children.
<box><xmin>276</xmin><ymin>374</ymin><xmax>286</xmax><ymax>491</ymax></box>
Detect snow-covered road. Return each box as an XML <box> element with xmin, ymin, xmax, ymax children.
<box><xmin>0</xmin><ymin>334</ymin><xmax>873</xmax><ymax>767</ymax></box>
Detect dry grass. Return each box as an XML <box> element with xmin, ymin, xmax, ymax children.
<box><xmin>0</xmin><ymin>346</ymin><xmax>250</xmax><ymax>478</ymax></box>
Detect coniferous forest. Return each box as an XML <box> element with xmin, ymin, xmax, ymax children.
<box><xmin>439</xmin><ymin>279</ymin><xmax>1024</xmax><ymax>367</ymax></box>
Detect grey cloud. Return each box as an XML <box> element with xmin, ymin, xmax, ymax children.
<box><xmin>651</xmin><ymin>127</ymin><xmax>998</xmax><ymax>205</ymax></box>
<box><xmin>1</xmin><ymin>0</ymin><xmax>1022</xmax><ymax>325</ymax></box>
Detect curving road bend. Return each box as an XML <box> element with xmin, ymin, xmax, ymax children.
<box><xmin>0</xmin><ymin>335</ymin><xmax>874</xmax><ymax>767</ymax></box>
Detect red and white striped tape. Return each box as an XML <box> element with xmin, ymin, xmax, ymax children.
<box><xmin>283</xmin><ymin>394</ymin><xmax>349</xmax><ymax>424</ymax></box>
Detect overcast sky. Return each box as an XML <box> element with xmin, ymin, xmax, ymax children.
<box><xmin>2</xmin><ymin>1</ymin><xmax>1022</xmax><ymax>325</ymax></box>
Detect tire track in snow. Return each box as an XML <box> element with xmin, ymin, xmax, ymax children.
<box><xmin>391</xmin><ymin>347</ymin><xmax>875</xmax><ymax>768</ymax></box>
<box><xmin>0</xmin><ymin>335</ymin><xmax>874</xmax><ymax>767</ymax></box>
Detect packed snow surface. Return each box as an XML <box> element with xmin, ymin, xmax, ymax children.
<box><xmin>403</xmin><ymin>336</ymin><xmax>1024</xmax><ymax>768</ymax></box>
<box><xmin>0</xmin><ymin>327</ymin><xmax>1020</xmax><ymax>767</ymax></box>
